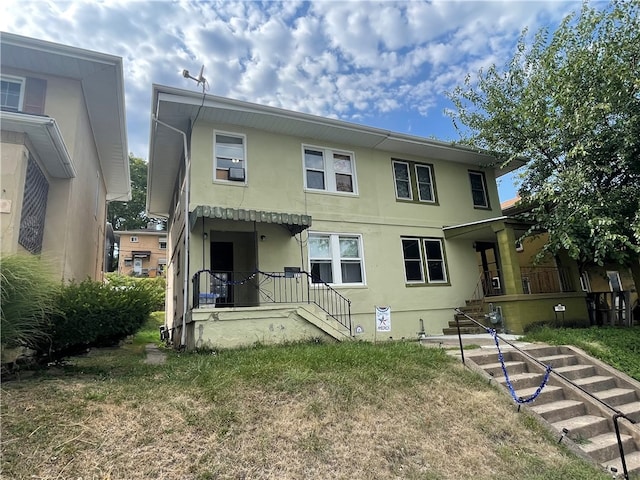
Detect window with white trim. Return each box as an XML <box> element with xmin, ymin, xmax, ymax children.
<box><xmin>392</xmin><ymin>159</ymin><xmax>437</xmax><ymax>203</ymax></box>
<box><xmin>469</xmin><ymin>170</ymin><xmax>490</xmax><ymax>208</ymax></box>
<box><xmin>401</xmin><ymin>237</ymin><xmax>448</xmax><ymax>284</ymax></box>
<box><xmin>159</xmin><ymin>237</ymin><xmax>167</xmax><ymax>249</ymax></box>
<box><xmin>1</xmin><ymin>76</ymin><xmax>24</xmax><ymax>111</ymax></box>
<box><xmin>130</xmin><ymin>236</ymin><xmax>139</xmax><ymax>243</ymax></box>
<box><xmin>303</xmin><ymin>146</ymin><xmax>356</xmax><ymax>194</ymax></box>
<box><xmin>214</xmin><ymin>131</ymin><xmax>246</xmax><ymax>183</ymax></box>
<box><xmin>308</xmin><ymin>233</ymin><xmax>364</xmax><ymax>285</ymax></box>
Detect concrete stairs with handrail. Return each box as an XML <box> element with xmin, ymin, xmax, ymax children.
<box><xmin>464</xmin><ymin>344</ymin><xmax>640</xmax><ymax>477</ymax></box>
<box><xmin>443</xmin><ymin>299</ymin><xmax>490</xmax><ymax>335</ymax></box>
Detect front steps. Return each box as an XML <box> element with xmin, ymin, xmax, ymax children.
<box><xmin>464</xmin><ymin>345</ymin><xmax>640</xmax><ymax>477</ymax></box>
<box><xmin>443</xmin><ymin>300</ymin><xmax>490</xmax><ymax>335</ymax></box>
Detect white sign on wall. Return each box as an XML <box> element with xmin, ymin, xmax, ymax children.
<box><xmin>376</xmin><ymin>306</ymin><xmax>391</xmax><ymax>332</ymax></box>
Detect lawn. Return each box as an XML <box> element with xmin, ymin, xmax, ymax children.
<box><xmin>521</xmin><ymin>325</ymin><xmax>640</xmax><ymax>381</ymax></box>
<box><xmin>0</xmin><ymin>317</ymin><xmax>613</xmax><ymax>479</ymax></box>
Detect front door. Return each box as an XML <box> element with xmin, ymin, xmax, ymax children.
<box><xmin>476</xmin><ymin>242</ymin><xmax>501</xmax><ymax>295</ymax></box>
<box><xmin>211</xmin><ymin>241</ymin><xmax>233</xmax><ymax>305</ymax></box>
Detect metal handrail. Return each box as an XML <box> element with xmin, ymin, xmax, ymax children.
<box><xmin>192</xmin><ymin>269</ymin><xmax>352</xmax><ymax>334</ymax></box>
<box><xmin>454</xmin><ymin>308</ymin><xmax>637</xmax><ymax>479</ymax></box>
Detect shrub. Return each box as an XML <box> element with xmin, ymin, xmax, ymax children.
<box><xmin>47</xmin><ymin>279</ymin><xmax>157</xmax><ymax>357</ymax></box>
<box><xmin>104</xmin><ymin>273</ymin><xmax>165</xmax><ymax>311</ymax></box>
<box><xmin>0</xmin><ymin>255</ymin><xmax>59</xmax><ymax>353</ymax></box>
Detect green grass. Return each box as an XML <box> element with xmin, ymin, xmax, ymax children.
<box><xmin>521</xmin><ymin>325</ymin><xmax>640</xmax><ymax>380</ymax></box>
<box><xmin>1</xmin><ymin>337</ymin><xmax>613</xmax><ymax>479</ymax></box>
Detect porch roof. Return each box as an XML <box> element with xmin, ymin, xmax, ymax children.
<box><xmin>189</xmin><ymin>205</ymin><xmax>312</xmax><ymax>236</ymax></box>
<box><xmin>442</xmin><ymin>216</ymin><xmax>531</xmax><ymax>241</ymax></box>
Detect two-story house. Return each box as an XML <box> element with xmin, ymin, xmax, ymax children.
<box><xmin>147</xmin><ymin>84</ymin><xmax>586</xmax><ymax>349</ymax></box>
<box><xmin>116</xmin><ymin>228</ymin><xmax>168</xmax><ymax>277</ymax></box>
<box><xmin>0</xmin><ymin>32</ymin><xmax>130</xmax><ymax>281</ymax></box>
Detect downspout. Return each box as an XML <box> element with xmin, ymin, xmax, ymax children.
<box><xmin>151</xmin><ymin>115</ymin><xmax>190</xmax><ymax>348</ymax></box>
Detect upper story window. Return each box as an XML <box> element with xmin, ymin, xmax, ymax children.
<box><xmin>1</xmin><ymin>76</ymin><xmax>24</xmax><ymax>111</ymax></box>
<box><xmin>469</xmin><ymin>170</ymin><xmax>490</xmax><ymax>208</ymax></box>
<box><xmin>308</xmin><ymin>233</ymin><xmax>364</xmax><ymax>285</ymax></box>
<box><xmin>130</xmin><ymin>236</ymin><xmax>139</xmax><ymax>243</ymax></box>
<box><xmin>401</xmin><ymin>237</ymin><xmax>448</xmax><ymax>285</ymax></box>
<box><xmin>392</xmin><ymin>159</ymin><xmax>437</xmax><ymax>204</ymax></box>
<box><xmin>303</xmin><ymin>146</ymin><xmax>357</xmax><ymax>194</ymax></box>
<box><xmin>214</xmin><ymin>131</ymin><xmax>246</xmax><ymax>183</ymax></box>
<box><xmin>159</xmin><ymin>237</ymin><xmax>167</xmax><ymax>249</ymax></box>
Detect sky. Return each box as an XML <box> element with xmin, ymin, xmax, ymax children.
<box><xmin>1</xmin><ymin>0</ymin><xmax>588</xmax><ymax>203</ymax></box>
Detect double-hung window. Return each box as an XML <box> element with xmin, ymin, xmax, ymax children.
<box><xmin>401</xmin><ymin>237</ymin><xmax>448</xmax><ymax>284</ymax></box>
<box><xmin>1</xmin><ymin>76</ymin><xmax>24</xmax><ymax>111</ymax></box>
<box><xmin>214</xmin><ymin>131</ymin><xmax>246</xmax><ymax>183</ymax></box>
<box><xmin>303</xmin><ymin>146</ymin><xmax>356</xmax><ymax>194</ymax></box>
<box><xmin>308</xmin><ymin>233</ymin><xmax>364</xmax><ymax>285</ymax></box>
<box><xmin>469</xmin><ymin>170</ymin><xmax>490</xmax><ymax>208</ymax></box>
<box><xmin>392</xmin><ymin>159</ymin><xmax>437</xmax><ymax>203</ymax></box>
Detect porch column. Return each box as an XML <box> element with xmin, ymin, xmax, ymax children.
<box><xmin>492</xmin><ymin>224</ymin><xmax>523</xmax><ymax>295</ymax></box>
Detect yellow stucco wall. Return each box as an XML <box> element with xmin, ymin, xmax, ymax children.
<box><xmin>1</xmin><ymin>69</ymin><xmax>109</xmax><ymax>282</ymax></box>
<box><xmin>164</xmin><ymin>121</ymin><xmax>506</xmax><ymax>342</ymax></box>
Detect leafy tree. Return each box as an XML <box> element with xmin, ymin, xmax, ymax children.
<box><xmin>448</xmin><ymin>1</ymin><xmax>640</xmax><ymax>287</ymax></box>
<box><xmin>107</xmin><ymin>155</ymin><xmax>159</xmax><ymax>230</ymax></box>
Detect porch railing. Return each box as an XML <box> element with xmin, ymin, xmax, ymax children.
<box><xmin>520</xmin><ymin>266</ymin><xmax>574</xmax><ymax>294</ymax></box>
<box><xmin>475</xmin><ymin>267</ymin><xmax>575</xmax><ymax>298</ymax></box>
<box><xmin>191</xmin><ymin>269</ymin><xmax>352</xmax><ymax>334</ymax></box>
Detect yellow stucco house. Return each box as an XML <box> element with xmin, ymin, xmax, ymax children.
<box><xmin>147</xmin><ymin>85</ymin><xmax>588</xmax><ymax>349</ymax></box>
<box><xmin>116</xmin><ymin>228</ymin><xmax>168</xmax><ymax>277</ymax></box>
<box><xmin>0</xmin><ymin>32</ymin><xmax>130</xmax><ymax>281</ymax></box>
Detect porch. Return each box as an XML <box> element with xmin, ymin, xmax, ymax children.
<box><xmin>183</xmin><ymin>269</ymin><xmax>353</xmax><ymax>349</ymax></box>
<box><xmin>443</xmin><ymin>217</ymin><xmax>589</xmax><ymax>334</ymax></box>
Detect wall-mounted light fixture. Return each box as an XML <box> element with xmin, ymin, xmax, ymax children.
<box><xmin>260</xmin><ymin>235</ymin><xmax>266</xmax><ymax>241</ymax></box>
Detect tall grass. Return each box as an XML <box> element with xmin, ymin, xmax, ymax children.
<box><xmin>0</xmin><ymin>254</ymin><xmax>59</xmax><ymax>354</ymax></box>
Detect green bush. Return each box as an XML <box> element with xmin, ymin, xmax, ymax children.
<box><xmin>47</xmin><ymin>279</ymin><xmax>157</xmax><ymax>357</ymax></box>
<box><xmin>104</xmin><ymin>273</ymin><xmax>165</xmax><ymax>311</ymax></box>
<box><xmin>0</xmin><ymin>255</ymin><xmax>59</xmax><ymax>352</ymax></box>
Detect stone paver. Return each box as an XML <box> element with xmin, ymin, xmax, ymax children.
<box><xmin>143</xmin><ymin>343</ymin><xmax>167</xmax><ymax>365</ymax></box>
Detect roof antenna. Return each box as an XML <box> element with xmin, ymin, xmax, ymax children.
<box><xmin>182</xmin><ymin>65</ymin><xmax>208</xmax><ymax>92</ymax></box>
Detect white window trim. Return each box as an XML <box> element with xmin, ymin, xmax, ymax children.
<box><xmin>213</xmin><ymin>129</ymin><xmax>247</xmax><ymax>185</ymax></box>
<box><xmin>607</xmin><ymin>271</ymin><xmax>622</xmax><ymax>292</ymax></box>
<box><xmin>308</xmin><ymin>232</ymin><xmax>366</xmax><ymax>286</ymax></box>
<box><xmin>130</xmin><ymin>236</ymin><xmax>139</xmax><ymax>243</ymax></box>
<box><xmin>392</xmin><ymin>160</ymin><xmax>413</xmax><ymax>201</ymax></box>
<box><xmin>302</xmin><ymin>144</ymin><xmax>358</xmax><ymax>195</ymax></box>
<box><xmin>415</xmin><ymin>164</ymin><xmax>435</xmax><ymax>203</ymax></box>
<box><xmin>401</xmin><ymin>237</ymin><xmax>448</xmax><ymax>284</ymax></box>
<box><xmin>1</xmin><ymin>75</ymin><xmax>25</xmax><ymax>111</ymax></box>
<box><xmin>579</xmin><ymin>272</ymin><xmax>591</xmax><ymax>292</ymax></box>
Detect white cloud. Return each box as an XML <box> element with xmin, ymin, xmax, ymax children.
<box><xmin>1</xmin><ymin>0</ymin><xmax>578</xmax><ymax>161</ymax></box>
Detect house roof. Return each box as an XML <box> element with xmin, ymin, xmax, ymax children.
<box><xmin>0</xmin><ymin>32</ymin><xmax>130</xmax><ymax>201</ymax></box>
<box><xmin>148</xmin><ymin>84</ymin><xmax>526</xmax><ymax>218</ymax></box>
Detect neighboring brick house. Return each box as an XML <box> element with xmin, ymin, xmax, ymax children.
<box><xmin>0</xmin><ymin>32</ymin><xmax>130</xmax><ymax>281</ymax></box>
<box><xmin>116</xmin><ymin>229</ymin><xmax>167</xmax><ymax>277</ymax></box>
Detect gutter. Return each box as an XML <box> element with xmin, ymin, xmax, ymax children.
<box><xmin>151</xmin><ymin>115</ymin><xmax>190</xmax><ymax>348</ymax></box>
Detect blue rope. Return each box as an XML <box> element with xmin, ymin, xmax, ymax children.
<box><xmin>488</xmin><ymin>328</ymin><xmax>552</xmax><ymax>404</ymax></box>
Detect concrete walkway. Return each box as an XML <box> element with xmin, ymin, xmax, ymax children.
<box><xmin>420</xmin><ymin>333</ymin><xmax>533</xmax><ymax>352</ymax></box>
<box><xmin>143</xmin><ymin>343</ymin><xmax>167</xmax><ymax>365</ymax></box>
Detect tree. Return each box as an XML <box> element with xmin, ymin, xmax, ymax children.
<box><xmin>447</xmin><ymin>0</ymin><xmax>640</xmax><ymax>287</ymax></box>
<box><xmin>107</xmin><ymin>155</ymin><xmax>157</xmax><ymax>231</ymax></box>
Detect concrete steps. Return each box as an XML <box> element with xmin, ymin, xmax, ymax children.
<box><xmin>464</xmin><ymin>344</ymin><xmax>640</xmax><ymax>478</ymax></box>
